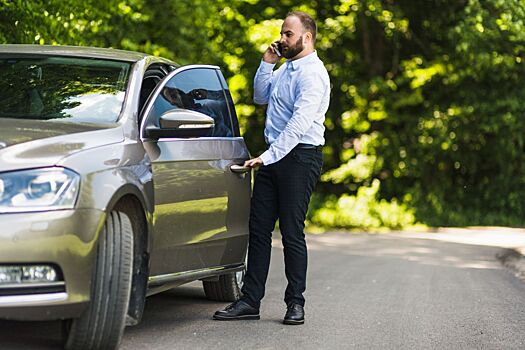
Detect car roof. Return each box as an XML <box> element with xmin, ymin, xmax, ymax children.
<box><xmin>0</xmin><ymin>44</ymin><xmax>170</xmax><ymax>64</ymax></box>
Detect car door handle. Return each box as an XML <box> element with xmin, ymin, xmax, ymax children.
<box><xmin>230</xmin><ymin>164</ymin><xmax>251</xmax><ymax>173</ymax></box>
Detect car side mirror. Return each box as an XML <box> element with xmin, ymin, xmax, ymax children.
<box><xmin>145</xmin><ymin>109</ymin><xmax>215</xmax><ymax>139</ymax></box>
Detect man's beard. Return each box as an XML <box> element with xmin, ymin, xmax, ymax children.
<box><xmin>283</xmin><ymin>35</ymin><xmax>304</xmax><ymax>59</ymax></box>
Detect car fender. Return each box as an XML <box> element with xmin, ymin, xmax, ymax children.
<box><xmin>58</xmin><ymin>141</ymin><xmax>155</xmax><ymax>248</ymax></box>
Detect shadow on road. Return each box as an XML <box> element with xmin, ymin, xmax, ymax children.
<box><xmin>127</xmin><ymin>282</ymin><xmax>219</xmax><ymax>333</ymax></box>
<box><xmin>0</xmin><ymin>283</ymin><xmax>214</xmax><ymax>350</ymax></box>
<box><xmin>0</xmin><ymin>319</ymin><xmax>62</xmax><ymax>350</ymax></box>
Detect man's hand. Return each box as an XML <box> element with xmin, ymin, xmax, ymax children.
<box><xmin>244</xmin><ymin>157</ymin><xmax>264</xmax><ymax>168</ymax></box>
<box><xmin>262</xmin><ymin>42</ymin><xmax>283</xmax><ymax>64</ymax></box>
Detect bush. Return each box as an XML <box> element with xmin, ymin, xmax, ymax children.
<box><xmin>311</xmin><ymin>179</ymin><xmax>416</xmax><ymax>230</ymax></box>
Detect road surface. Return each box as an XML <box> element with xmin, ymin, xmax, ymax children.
<box><xmin>2</xmin><ymin>231</ymin><xmax>525</xmax><ymax>349</ymax></box>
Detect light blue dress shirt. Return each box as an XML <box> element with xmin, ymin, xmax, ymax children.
<box><xmin>253</xmin><ymin>51</ymin><xmax>330</xmax><ymax>165</ymax></box>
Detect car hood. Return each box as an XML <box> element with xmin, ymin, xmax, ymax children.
<box><xmin>0</xmin><ymin>118</ymin><xmax>124</xmax><ymax>172</ymax></box>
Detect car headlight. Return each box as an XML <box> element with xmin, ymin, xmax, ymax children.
<box><xmin>0</xmin><ymin>167</ymin><xmax>80</xmax><ymax>213</ymax></box>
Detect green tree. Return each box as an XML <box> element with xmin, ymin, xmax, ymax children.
<box><xmin>312</xmin><ymin>0</ymin><xmax>525</xmax><ymax>227</ymax></box>
<box><xmin>1</xmin><ymin>0</ymin><xmax>524</xmax><ymax>228</ymax></box>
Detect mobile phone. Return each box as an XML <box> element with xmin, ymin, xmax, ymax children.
<box><xmin>274</xmin><ymin>42</ymin><xmax>282</xmax><ymax>57</ymax></box>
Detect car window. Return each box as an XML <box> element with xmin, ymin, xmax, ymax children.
<box><xmin>0</xmin><ymin>56</ymin><xmax>130</xmax><ymax>123</ymax></box>
<box><xmin>146</xmin><ymin>68</ymin><xmax>234</xmax><ymax>137</ymax></box>
<box><xmin>216</xmin><ymin>71</ymin><xmax>240</xmax><ymax>137</ymax></box>
<box><xmin>139</xmin><ymin>63</ymin><xmax>170</xmax><ymax>116</ymax></box>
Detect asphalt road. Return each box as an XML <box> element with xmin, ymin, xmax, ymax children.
<box><xmin>2</xmin><ymin>231</ymin><xmax>525</xmax><ymax>349</ymax></box>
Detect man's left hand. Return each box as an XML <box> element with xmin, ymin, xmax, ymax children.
<box><xmin>244</xmin><ymin>157</ymin><xmax>264</xmax><ymax>168</ymax></box>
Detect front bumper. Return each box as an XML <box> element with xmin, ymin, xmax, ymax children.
<box><xmin>0</xmin><ymin>209</ymin><xmax>105</xmax><ymax>320</ymax></box>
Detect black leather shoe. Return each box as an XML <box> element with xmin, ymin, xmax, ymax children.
<box><xmin>283</xmin><ymin>303</ymin><xmax>305</xmax><ymax>325</ymax></box>
<box><xmin>213</xmin><ymin>300</ymin><xmax>260</xmax><ymax>320</ymax></box>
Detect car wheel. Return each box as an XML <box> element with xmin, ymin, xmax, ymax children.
<box><xmin>63</xmin><ymin>211</ymin><xmax>134</xmax><ymax>350</ymax></box>
<box><xmin>202</xmin><ymin>267</ymin><xmax>245</xmax><ymax>302</ymax></box>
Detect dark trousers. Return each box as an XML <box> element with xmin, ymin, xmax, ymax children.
<box><xmin>241</xmin><ymin>147</ymin><xmax>323</xmax><ymax>308</ymax></box>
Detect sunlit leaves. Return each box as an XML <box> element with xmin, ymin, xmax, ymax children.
<box><xmin>312</xmin><ymin>179</ymin><xmax>416</xmax><ymax>229</ymax></box>
<box><xmin>317</xmin><ymin>0</ymin><xmax>525</xmax><ymax>227</ymax></box>
<box><xmin>2</xmin><ymin>0</ymin><xmax>524</xmax><ymax>227</ymax></box>
<box><xmin>247</xmin><ymin>19</ymin><xmax>282</xmax><ymax>52</ymax></box>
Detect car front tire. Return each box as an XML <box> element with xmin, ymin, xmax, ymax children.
<box><xmin>63</xmin><ymin>211</ymin><xmax>134</xmax><ymax>350</ymax></box>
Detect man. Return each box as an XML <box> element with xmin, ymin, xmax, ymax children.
<box><xmin>213</xmin><ymin>10</ymin><xmax>330</xmax><ymax>325</ymax></box>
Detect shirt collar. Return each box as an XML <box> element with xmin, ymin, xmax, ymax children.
<box><xmin>287</xmin><ymin>50</ymin><xmax>318</xmax><ymax>71</ymax></box>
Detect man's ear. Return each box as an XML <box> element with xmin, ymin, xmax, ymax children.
<box><xmin>304</xmin><ymin>31</ymin><xmax>313</xmax><ymax>45</ymax></box>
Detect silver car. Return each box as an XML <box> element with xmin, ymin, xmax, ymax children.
<box><xmin>0</xmin><ymin>44</ymin><xmax>251</xmax><ymax>349</ymax></box>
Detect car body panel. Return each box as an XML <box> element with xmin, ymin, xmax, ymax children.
<box><xmin>0</xmin><ymin>44</ymin><xmax>151</xmax><ymax>62</ymax></box>
<box><xmin>0</xmin><ymin>208</ymin><xmax>105</xmax><ymax>320</ymax></box>
<box><xmin>0</xmin><ymin>119</ymin><xmax>124</xmax><ymax>172</ymax></box>
<box><xmin>145</xmin><ymin>137</ymin><xmax>250</xmax><ymax>275</ymax></box>
<box><xmin>57</xmin><ymin>139</ymin><xmax>154</xmax><ymax>212</ymax></box>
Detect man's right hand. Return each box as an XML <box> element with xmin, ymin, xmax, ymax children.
<box><xmin>244</xmin><ymin>157</ymin><xmax>264</xmax><ymax>168</ymax></box>
<box><xmin>262</xmin><ymin>42</ymin><xmax>282</xmax><ymax>64</ymax></box>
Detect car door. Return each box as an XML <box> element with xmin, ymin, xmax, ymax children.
<box><xmin>140</xmin><ymin>65</ymin><xmax>250</xmax><ymax>276</ymax></box>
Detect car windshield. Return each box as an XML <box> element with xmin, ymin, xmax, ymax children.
<box><xmin>0</xmin><ymin>56</ymin><xmax>131</xmax><ymax>123</ymax></box>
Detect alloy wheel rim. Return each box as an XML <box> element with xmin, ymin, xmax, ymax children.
<box><xmin>235</xmin><ymin>269</ymin><xmax>244</xmax><ymax>289</ymax></box>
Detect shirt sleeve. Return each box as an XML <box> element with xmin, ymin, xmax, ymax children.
<box><xmin>253</xmin><ymin>60</ymin><xmax>276</xmax><ymax>105</ymax></box>
<box><xmin>259</xmin><ymin>71</ymin><xmax>327</xmax><ymax>165</ymax></box>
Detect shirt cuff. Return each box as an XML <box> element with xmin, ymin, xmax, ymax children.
<box><xmin>259</xmin><ymin>150</ymin><xmax>273</xmax><ymax>166</ymax></box>
<box><xmin>259</xmin><ymin>60</ymin><xmax>275</xmax><ymax>73</ymax></box>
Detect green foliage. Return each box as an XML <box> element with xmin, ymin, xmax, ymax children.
<box><xmin>374</xmin><ymin>0</ymin><xmax>525</xmax><ymax>226</ymax></box>
<box><xmin>310</xmin><ymin>0</ymin><xmax>525</xmax><ymax>227</ymax></box>
<box><xmin>311</xmin><ymin>179</ymin><xmax>415</xmax><ymax>229</ymax></box>
<box><xmin>0</xmin><ymin>0</ymin><xmax>146</xmax><ymax>46</ymax></box>
<box><xmin>1</xmin><ymin>0</ymin><xmax>524</xmax><ymax>228</ymax></box>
